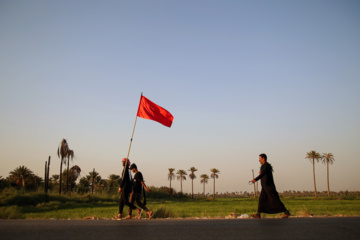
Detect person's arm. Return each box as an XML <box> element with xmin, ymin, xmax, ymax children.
<box><xmin>252</xmin><ymin>163</ymin><xmax>268</xmax><ymax>183</ymax></box>
<box><xmin>141</xmin><ymin>181</ymin><xmax>152</xmax><ymax>192</ymax></box>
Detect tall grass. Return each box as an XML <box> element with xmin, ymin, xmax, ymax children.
<box><xmin>0</xmin><ymin>206</ymin><xmax>22</xmax><ymax>219</ymax></box>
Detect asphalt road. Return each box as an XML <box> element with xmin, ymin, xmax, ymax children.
<box><xmin>1</xmin><ymin>217</ymin><xmax>360</xmax><ymax>240</ymax></box>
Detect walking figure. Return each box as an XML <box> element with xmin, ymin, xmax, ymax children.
<box><xmin>117</xmin><ymin>158</ymin><xmax>141</xmax><ymax>219</ymax></box>
<box><xmin>251</xmin><ymin>154</ymin><xmax>290</xmax><ymax>219</ymax></box>
<box><xmin>129</xmin><ymin>163</ymin><xmax>153</xmax><ymax>219</ymax></box>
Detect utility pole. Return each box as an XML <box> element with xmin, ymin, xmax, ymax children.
<box><xmin>44</xmin><ymin>161</ymin><xmax>48</xmax><ymax>193</ymax></box>
<box><xmin>92</xmin><ymin>168</ymin><xmax>95</xmax><ymax>194</ymax></box>
<box><xmin>252</xmin><ymin>169</ymin><xmax>256</xmax><ymax>198</ymax></box>
<box><xmin>47</xmin><ymin>156</ymin><xmax>51</xmax><ymax>193</ymax></box>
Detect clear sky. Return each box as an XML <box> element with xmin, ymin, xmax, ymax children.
<box><xmin>1</xmin><ymin>0</ymin><xmax>359</xmax><ymax>194</ymax></box>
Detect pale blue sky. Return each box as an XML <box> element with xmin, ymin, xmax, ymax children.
<box><xmin>1</xmin><ymin>0</ymin><xmax>359</xmax><ymax>194</ymax></box>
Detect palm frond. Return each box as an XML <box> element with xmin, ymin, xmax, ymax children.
<box><xmin>200</xmin><ymin>174</ymin><xmax>209</xmax><ymax>183</ymax></box>
<box><xmin>189</xmin><ymin>173</ymin><xmax>196</xmax><ymax>179</ymax></box>
<box><xmin>321</xmin><ymin>153</ymin><xmax>335</xmax><ymax>164</ymax></box>
<box><xmin>211</xmin><ymin>173</ymin><xmax>219</xmax><ymax>179</ymax></box>
<box><xmin>58</xmin><ymin>139</ymin><xmax>69</xmax><ymax>158</ymax></box>
<box><xmin>67</xmin><ymin>149</ymin><xmax>75</xmax><ymax>160</ymax></box>
<box><xmin>305</xmin><ymin>150</ymin><xmax>321</xmax><ymax>162</ymax></box>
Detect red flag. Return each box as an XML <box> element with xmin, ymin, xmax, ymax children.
<box><xmin>137</xmin><ymin>96</ymin><xmax>174</xmax><ymax>127</ymax></box>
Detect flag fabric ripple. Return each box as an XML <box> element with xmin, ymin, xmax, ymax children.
<box><xmin>137</xmin><ymin>96</ymin><xmax>174</xmax><ymax>127</ymax></box>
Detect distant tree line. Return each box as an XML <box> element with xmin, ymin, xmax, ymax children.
<box><xmin>0</xmin><ymin>166</ymin><xmax>122</xmax><ymax>195</ymax></box>
<box><xmin>1</xmin><ymin>165</ymin><xmax>358</xmax><ymax>199</ymax></box>
<box><xmin>0</xmin><ymin>145</ymin><xmax>339</xmax><ymax>199</ymax></box>
<box><xmin>168</xmin><ymin>167</ymin><xmax>220</xmax><ymax>200</ymax></box>
<box><xmin>0</xmin><ymin>166</ymin><xmax>42</xmax><ymax>191</ymax></box>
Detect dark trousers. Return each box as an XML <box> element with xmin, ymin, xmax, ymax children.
<box><xmin>119</xmin><ymin>190</ymin><xmax>137</xmax><ymax>214</ymax></box>
<box><xmin>129</xmin><ymin>192</ymin><xmax>148</xmax><ymax>215</ymax></box>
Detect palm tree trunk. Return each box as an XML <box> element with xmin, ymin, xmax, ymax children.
<box><xmin>191</xmin><ymin>179</ymin><xmax>194</xmax><ymax>199</ymax></box>
<box><xmin>70</xmin><ymin>174</ymin><xmax>72</xmax><ymax>193</ymax></box>
<box><xmin>327</xmin><ymin>161</ymin><xmax>330</xmax><ymax>197</ymax></box>
<box><xmin>92</xmin><ymin>169</ymin><xmax>95</xmax><ymax>194</ymax></box>
<box><xmin>213</xmin><ymin>178</ymin><xmax>215</xmax><ymax>200</ymax></box>
<box><xmin>66</xmin><ymin>158</ymin><xmax>70</xmax><ymax>193</ymax></box>
<box><xmin>44</xmin><ymin>161</ymin><xmax>47</xmax><ymax>193</ymax></box>
<box><xmin>169</xmin><ymin>179</ymin><xmax>172</xmax><ymax>197</ymax></box>
<box><xmin>59</xmin><ymin>159</ymin><xmax>63</xmax><ymax>194</ymax></box>
<box><xmin>203</xmin><ymin>182</ymin><xmax>205</xmax><ymax>198</ymax></box>
<box><xmin>47</xmin><ymin>156</ymin><xmax>51</xmax><ymax>194</ymax></box>
<box><xmin>313</xmin><ymin>159</ymin><xmax>317</xmax><ymax>198</ymax></box>
<box><xmin>180</xmin><ymin>178</ymin><xmax>183</xmax><ymax>193</ymax></box>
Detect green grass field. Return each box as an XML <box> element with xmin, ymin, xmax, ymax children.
<box><xmin>1</xmin><ymin>192</ymin><xmax>360</xmax><ymax>219</ymax></box>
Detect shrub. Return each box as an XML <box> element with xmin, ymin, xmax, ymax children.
<box><xmin>0</xmin><ymin>206</ymin><xmax>22</xmax><ymax>219</ymax></box>
<box><xmin>152</xmin><ymin>205</ymin><xmax>175</xmax><ymax>218</ymax></box>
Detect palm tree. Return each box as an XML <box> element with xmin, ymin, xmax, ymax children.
<box><xmin>87</xmin><ymin>170</ymin><xmax>101</xmax><ymax>193</ymax></box>
<box><xmin>57</xmin><ymin>139</ymin><xmax>69</xmax><ymax>194</ymax></box>
<box><xmin>0</xmin><ymin>176</ymin><xmax>7</xmax><ymax>190</ymax></box>
<box><xmin>51</xmin><ymin>174</ymin><xmax>59</xmax><ymax>184</ymax></box>
<box><xmin>176</xmin><ymin>169</ymin><xmax>187</xmax><ymax>194</ymax></box>
<box><xmin>200</xmin><ymin>174</ymin><xmax>209</xmax><ymax>198</ymax></box>
<box><xmin>98</xmin><ymin>179</ymin><xmax>107</xmax><ymax>192</ymax></box>
<box><xmin>188</xmin><ymin>167</ymin><xmax>198</xmax><ymax>199</ymax></box>
<box><xmin>51</xmin><ymin>174</ymin><xmax>60</xmax><ymax>192</ymax></box>
<box><xmin>306</xmin><ymin>150</ymin><xmax>321</xmax><ymax>198</ymax></box>
<box><xmin>210</xmin><ymin>168</ymin><xmax>220</xmax><ymax>200</ymax></box>
<box><xmin>9</xmin><ymin>166</ymin><xmax>34</xmax><ymax>188</ymax></box>
<box><xmin>321</xmin><ymin>153</ymin><xmax>335</xmax><ymax>197</ymax></box>
<box><xmin>69</xmin><ymin>165</ymin><xmax>81</xmax><ymax>192</ymax></box>
<box><xmin>107</xmin><ymin>174</ymin><xmax>121</xmax><ymax>194</ymax></box>
<box><xmin>66</xmin><ymin>149</ymin><xmax>75</xmax><ymax>193</ymax></box>
<box><xmin>31</xmin><ymin>175</ymin><xmax>43</xmax><ymax>191</ymax></box>
<box><xmin>168</xmin><ymin>168</ymin><xmax>175</xmax><ymax>197</ymax></box>
<box><xmin>78</xmin><ymin>176</ymin><xmax>90</xmax><ymax>194</ymax></box>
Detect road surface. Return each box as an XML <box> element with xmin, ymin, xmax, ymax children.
<box><xmin>1</xmin><ymin>217</ymin><xmax>359</xmax><ymax>240</ymax></box>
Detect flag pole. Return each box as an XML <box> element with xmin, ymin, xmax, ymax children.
<box><xmin>122</xmin><ymin>92</ymin><xmax>143</xmax><ymax>176</ymax></box>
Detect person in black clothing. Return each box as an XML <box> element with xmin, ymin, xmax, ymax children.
<box><xmin>129</xmin><ymin>163</ymin><xmax>153</xmax><ymax>219</ymax></box>
<box><xmin>117</xmin><ymin>158</ymin><xmax>141</xmax><ymax>219</ymax></box>
<box><xmin>251</xmin><ymin>153</ymin><xmax>291</xmax><ymax>219</ymax></box>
